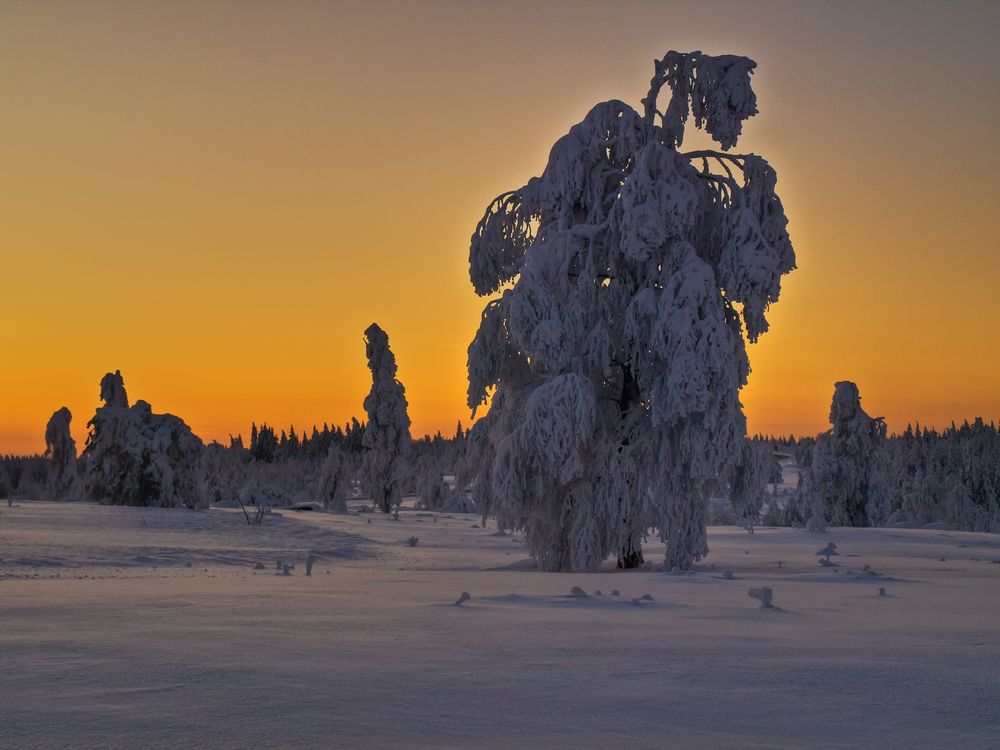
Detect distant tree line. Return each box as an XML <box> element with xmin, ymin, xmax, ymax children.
<box><xmin>3</xmin><ymin>378</ymin><xmax>998</xmax><ymax>541</ymax></box>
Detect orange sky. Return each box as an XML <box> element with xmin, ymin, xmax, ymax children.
<box><xmin>1</xmin><ymin>1</ymin><xmax>998</xmax><ymax>454</ymax></box>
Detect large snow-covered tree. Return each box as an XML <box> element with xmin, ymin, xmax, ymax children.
<box><xmin>801</xmin><ymin>381</ymin><xmax>889</xmax><ymax>527</ymax></box>
<box><xmin>362</xmin><ymin>324</ymin><xmax>411</xmax><ymax>513</ymax></box>
<box><xmin>44</xmin><ymin>406</ymin><xmax>83</xmax><ymax>500</ymax></box>
<box><xmin>83</xmin><ymin>370</ymin><xmax>206</xmax><ymax>508</ymax></box>
<box><xmin>466</xmin><ymin>51</ymin><xmax>796</xmax><ymax>571</ymax></box>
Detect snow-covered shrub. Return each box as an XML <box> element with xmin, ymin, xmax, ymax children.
<box><xmin>362</xmin><ymin>324</ymin><xmax>411</xmax><ymax>513</ymax></box>
<box><xmin>465</xmin><ymin>51</ymin><xmax>795</xmax><ymax>570</ymax></box>
<box><xmin>238</xmin><ymin>479</ymin><xmax>286</xmax><ymax>508</ymax></box>
<box><xmin>83</xmin><ymin>370</ymin><xmax>205</xmax><ymax>509</ymax></box>
<box><xmin>747</xmin><ymin>586</ymin><xmax>775</xmax><ymax>608</ymax></box>
<box><xmin>816</xmin><ymin>542</ymin><xmax>838</xmax><ymax>563</ymax></box>
<box><xmin>438</xmin><ymin>489</ymin><xmax>478</xmax><ymax>514</ymax></box>
<box><xmin>801</xmin><ymin>382</ymin><xmax>888</xmax><ymax>527</ymax></box>
<box><xmin>44</xmin><ymin>407</ymin><xmax>83</xmax><ymax>500</ymax></box>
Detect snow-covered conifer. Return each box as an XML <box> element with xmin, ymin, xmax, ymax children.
<box><xmin>802</xmin><ymin>381</ymin><xmax>888</xmax><ymax>527</ymax></box>
<box><xmin>83</xmin><ymin>371</ymin><xmax>205</xmax><ymax>508</ymax></box>
<box><xmin>890</xmin><ymin>418</ymin><xmax>1000</xmax><ymax>531</ymax></box>
<box><xmin>0</xmin><ymin>464</ymin><xmax>11</xmax><ymax>504</ymax></box>
<box><xmin>44</xmin><ymin>406</ymin><xmax>83</xmax><ymax>500</ymax></box>
<box><xmin>100</xmin><ymin>369</ymin><xmax>129</xmax><ymax>409</ymax></box>
<box><xmin>466</xmin><ymin>51</ymin><xmax>795</xmax><ymax>570</ymax></box>
<box><xmin>362</xmin><ymin>324</ymin><xmax>411</xmax><ymax>513</ymax></box>
<box><xmin>200</xmin><ymin>441</ymin><xmax>244</xmax><ymax>506</ymax></box>
<box><xmin>414</xmin><ymin>451</ymin><xmax>468</xmax><ymax>512</ymax></box>
<box><xmin>318</xmin><ymin>443</ymin><xmax>348</xmax><ymax>511</ymax></box>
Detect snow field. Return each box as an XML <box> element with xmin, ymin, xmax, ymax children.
<box><xmin>2</xmin><ymin>501</ymin><xmax>999</xmax><ymax>749</ymax></box>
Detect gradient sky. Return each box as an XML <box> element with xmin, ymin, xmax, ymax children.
<box><xmin>2</xmin><ymin>0</ymin><xmax>998</xmax><ymax>454</ymax></box>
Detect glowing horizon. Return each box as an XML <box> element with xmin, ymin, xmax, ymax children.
<box><xmin>1</xmin><ymin>1</ymin><xmax>998</xmax><ymax>455</ymax></box>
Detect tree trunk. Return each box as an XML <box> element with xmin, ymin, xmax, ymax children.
<box><xmin>617</xmin><ymin>538</ymin><xmax>644</xmax><ymax>569</ymax></box>
<box><xmin>615</xmin><ymin>365</ymin><xmax>644</xmax><ymax>571</ymax></box>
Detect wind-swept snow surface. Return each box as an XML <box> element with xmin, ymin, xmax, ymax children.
<box><xmin>1</xmin><ymin>501</ymin><xmax>999</xmax><ymax>749</ymax></box>
<box><xmin>466</xmin><ymin>51</ymin><xmax>796</xmax><ymax>571</ymax></box>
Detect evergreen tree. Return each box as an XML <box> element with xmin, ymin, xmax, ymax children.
<box><xmin>44</xmin><ymin>406</ymin><xmax>82</xmax><ymax>500</ymax></box>
<box><xmin>801</xmin><ymin>382</ymin><xmax>888</xmax><ymax>527</ymax></box>
<box><xmin>318</xmin><ymin>443</ymin><xmax>348</xmax><ymax>511</ymax></box>
<box><xmin>362</xmin><ymin>323</ymin><xmax>411</xmax><ymax>513</ymax></box>
<box><xmin>83</xmin><ymin>371</ymin><xmax>204</xmax><ymax>508</ymax></box>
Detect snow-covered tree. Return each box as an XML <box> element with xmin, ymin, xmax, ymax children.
<box><xmin>200</xmin><ymin>440</ymin><xmax>244</xmax><ymax>506</ymax></box>
<box><xmin>83</xmin><ymin>370</ymin><xmax>206</xmax><ymax>508</ymax></box>
<box><xmin>101</xmin><ymin>368</ymin><xmax>129</xmax><ymax>408</ymax></box>
<box><xmin>466</xmin><ymin>51</ymin><xmax>795</xmax><ymax>571</ymax></box>
<box><xmin>453</xmin><ymin>415</ymin><xmax>494</xmax><ymax>517</ymax></box>
<box><xmin>416</xmin><ymin>467</ymin><xmax>448</xmax><ymax>511</ymax></box>
<box><xmin>0</xmin><ymin>464</ymin><xmax>10</xmax><ymax>504</ymax></box>
<box><xmin>801</xmin><ymin>381</ymin><xmax>889</xmax><ymax>527</ymax></box>
<box><xmin>43</xmin><ymin>406</ymin><xmax>83</xmax><ymax>500</ymax></box>
<box><xmin>318</xmin><ymin>442</ymin><xmax>348</xmax><ymax>511</ymax></box>
<box><xmin>413</xmin><ymin>449</ymin><xmax>466</xmax><ymax>512</ymax></box>
<box><xmin>728</xmin><ymin>439</ymin><xmax>780</xmax><ymax>527</ymax></box>
<box><xmin>362</xmin><ymin>324</ymin><xmax>411</xmax><ymax>513</ymax></box>
<box><xmin>889</xmin><ymin>418</ymin><xmax>1000</xmax><ymax>531</ymax></box>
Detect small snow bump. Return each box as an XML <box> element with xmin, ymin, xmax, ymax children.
<box><xmin>748</xmin><ymin>586</ymin><xmax>774</xmax><ymax>608</ymax></box>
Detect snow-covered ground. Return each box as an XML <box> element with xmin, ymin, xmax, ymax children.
<box><xmin>2</xmin><ymin>501</ymin><xmax>999</xmax><ymax>749</ymax></box>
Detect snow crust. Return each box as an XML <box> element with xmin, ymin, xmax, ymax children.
<box><xmin>2</xmin><ymin>500</ymin><xmax>998</xmax><ymax>749</ymax></box>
